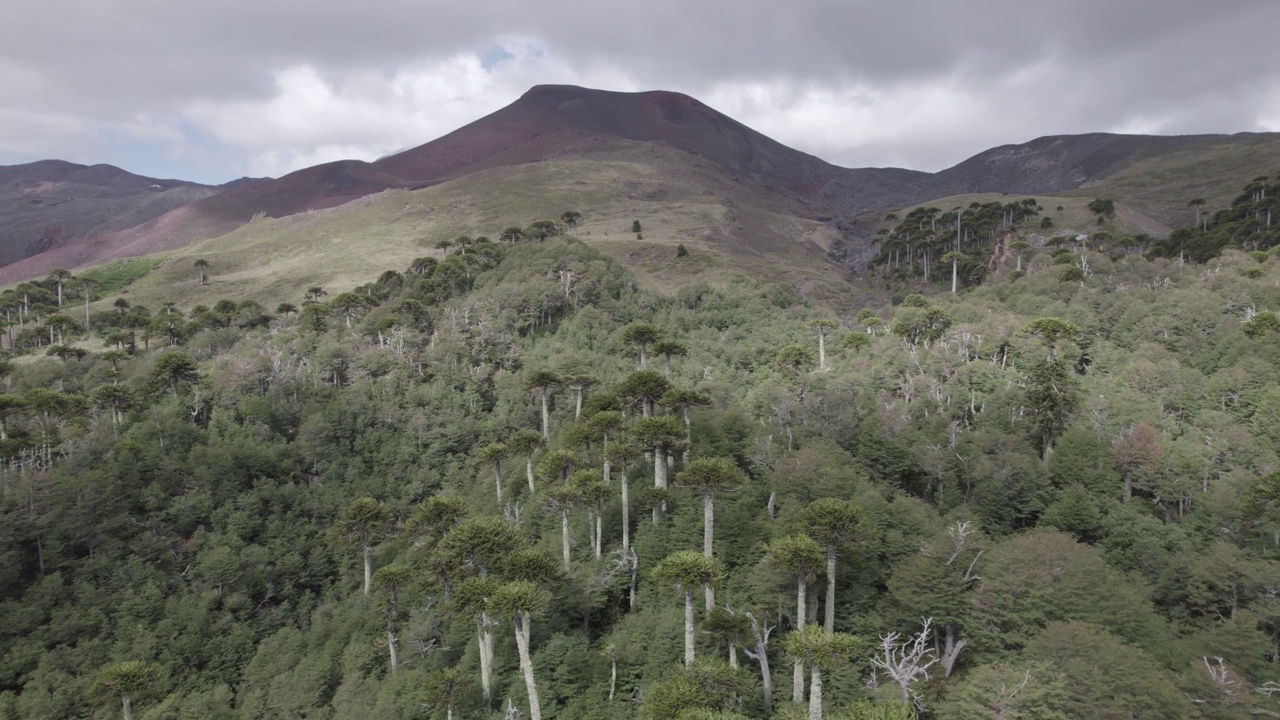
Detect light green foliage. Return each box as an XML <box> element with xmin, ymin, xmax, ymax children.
<box><xmin>3</xmin><ymin>216</ymin><xmax>1280</xmax><ymax>720</ymax></box>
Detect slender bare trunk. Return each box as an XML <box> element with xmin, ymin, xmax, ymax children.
<box><xmin>513</xmin><ymin>611</ymin><xmax>541</xmax><ymax>720</ymax></box>
<box><xmin>363</xmin><ymin>543</ymin><xmax>372</xmax><ymax>596</ymax></box>
<box><xmin>478</xmin><ymin>620</ymin><xmax>494</xmax><ymax>706</ymax></box>
<box><xmin>818</xmin><ymin>332</ymin><xmax>826</xmax><ymax>371</ymax></box>
<box><xmin>121</xmin><ymin>695</ymin><xmax>133</xmax><ymax>720</ymax></box>
<box><xmin>794</xmin><ymin>576</ymin><xmax>806</xmax><ymax>703</ymax></box>
<box><xmin>526</xmin><ymin>455</ymin><xmax>535</xmax><ymax>494</ymax></box>
<box><xmin>388</xmin><ymin>629</ymin><xmax>399</xmax><ymax>673</ymax></box>
<box><xmin>808</xmin><ymin>665</ymin><xmax>822</xmax><ymax>720</ymax></box>
<box><xmin>594</xmin><ymin>501</ymin><xmax>603</xmax><ymax>559</ymax></box>
<box><xmin>540</xmin><ymin>394</ymin><xmax>550</xmax><ymax>441</ymax></box>
<box><xmin>621</xmin><ymin>463</ymin><xmax>631</xmax><ymax>552</ymax></box>
<box><xmin>683</xmin><ymin>589</ymin><xmax>696</xmax><ymax>666</ymax></box>
<box><xmin>494</xmin><ymin>462</ymin><xmax>503</xmax><ymax>505</ymax></box>
<box><xmin>704</xmin><ymin>492</ymin><xmax>715</xmax><ymax>612</ymax></box>
<box><xmin>824</xmin><ymin>549</ymin><xmax>836</xmax><ymax>635</ymax></box>
<box><xmin>609</xmin><ymin>656</ymin><xmax>617</xmax><ymax>700</ymax></box>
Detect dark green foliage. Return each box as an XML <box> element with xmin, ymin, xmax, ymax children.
<box><xmin>1</xmin><ymin>225</ymin><xmax>1278</xmax><ymax>720</ymax></box>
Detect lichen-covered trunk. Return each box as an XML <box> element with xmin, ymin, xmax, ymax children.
<box><xmin>388</xmin><ymin>629</ymin><xmax>399</xmax><ymax>673</ymax></box>
<box><xmin>818</xmin><ymin>332</ymin><xmax>827</xmax><ymax>371</ymax></box>
<box><xmin>683</xmin><ymin>589</ymin><xmax>696</xmax><ymax>667</ymax></box>
<box><xmin>794</xmin><ymin>576</ymin><xmax>806</xmax><ymax>703</ymax></box>
<box><xmin>808</xmin><ymin>665</ymin><xmax>823</xmax><ymax>720</ymax></box>
<box><xmin>594</xmin><ymin>500</ymin><xmax>603</xmax><ymax>558</ymax></box>
<box><xmin>540</xmin><ymin>394</ymin><xmax>550</xmax><ymax>440</ymax></box>
<box><xmin>526</xmin><ymin>455</ymin><xmax>535</xmax><ymax>494</ymax></box>
<box><xmin>121</xmin><ymin>695</ymin><xmax>133</xmax><ymax>720</ymax></box>
<box><xmin>493</xmin><ymin>461</ymin><xmax>503</xmax><ymax>504</ymax></box>
<box><xmin>513</xmin><ymin>611</ymin><xmax>542</xmax><ymax>720</ymax></box>
<box><xmin>362</xmin><ymin>543</ymin><xmax>372</xmax><ymax>596</ymax></box>
<box><xmin>704</xmin><ymin>492</ymin><xmax>715</xmax><ymax>612</ymax></box>
<box><xmin>621</xmin><ymin>466</ymin><xmax>631</xmax><ymax>552</ymax></box>
<box><xmin>478</xmin><ymin>621</ymin><xmax>493</xmax><ymax>705</ymax></box>
<box><xmin>824</xmin><ymin>549</ymin><xmax>836</xmax><ymax>635</ymax></box>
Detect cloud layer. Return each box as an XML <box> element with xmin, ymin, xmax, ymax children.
<box><xmin>3</xmin><ymin>1</ymin><xmax>1277</xmax><ymax>182</ymax></box>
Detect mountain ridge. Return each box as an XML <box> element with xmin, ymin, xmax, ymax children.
<box><xmin>2</xmin><ymin>85</ymin><xmax>1279</xmax><ymax>284</ymax></box>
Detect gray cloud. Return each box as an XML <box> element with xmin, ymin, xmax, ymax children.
<box><xmin>3</xmin><ymin>0</ymin><xmax>1278</xmax><ymax>182</ymax></box>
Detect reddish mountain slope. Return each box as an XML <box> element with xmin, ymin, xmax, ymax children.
<box><xmin>4</xmin><ymin>84</ymin><xmax>1278</xmax><ymax>284</ymax></box>
<box><xmin>0</xmin><ymin>160</ymin><xmax>218</xmax><ymax>267</ymax></box>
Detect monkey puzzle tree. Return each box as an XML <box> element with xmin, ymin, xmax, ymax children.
<box><xmin>47</xmin><ymin>268</ymin><xmax>73</xmax><ymax>307</ymax></box>
<box><xmin>798</xmin><ymin>498</ymin><xmax>865</xmax><ymax>636</ymax></box>
<box><xmin>405</xmin><ymin>494</ymin><xmax>470</xmax><ymax>550</ymax></box>
<box><xmin>422</xmin><ymin>667</ymin><xmax>471</xmax><ymax>720</ymax></box>
<box><xmin>500</xmin><ymin>225</ymin><xmax>525</xmax><ymax>244</ymax></box>
<box><xmin>606</xmin><ymin>439</ymin><xmax>641</xmax><ymax>553</ymax></box>
<box><xmin>543</xmin><ymin>484</ymin><xmax>581</xmax><ymax>571</ymax></box>
<box><xmin>661</xmin><ymin>387</ymin><xmax>711</xmax><ymax>463</ymax></box>
<box><xmin>775</xmin><ymin>344</ymin><xmax>816</xmax><ymax>375</ymax></box>
<box><xmin>193</xmin><ymin>258</ymin><xmax>210</xmax><ymax>286</ymax></box>
<box><xmin>616</xmin><ymin>369</ymin><xmax>669</xmax><ymax>418</ymax></box>
<box><xmin>652</xmin><ymin>339</ymin><xmax>687</xmax><ymax>379</ymax></box>
<box><xmin>653</xmin><ymin>551</ymin><xmax>724</xmax><ymax>667</ymax></box>
<box><xmin>151</xmin><ymin>350</ymin><xmax>201</xmax><ymax>399</ymax></box>
<box><xmin>634</xmin><ymin>416</ymin><xmax>685</xmax><ymax>520</ymax></box>
<box><xmin>527</xmin><ymin>369</ymin><xmax>562</xmax><ymax>440</ymax></box>
<box><xmin>942</xmin><ymin>251</ymin><xmax>966</xmax><ymax>294</ymax></box>
<box><xmin>783</xmin><ymin>626</ymin><xmax>861</xmax><ymax>720</ymax></box>
<box><xmin>508</xmin><ymin>428</ymin><xmax>544</xmax><ymax>494</ymax></box>
<box><xmin>332</xmin><ymin>497</ymin><xmax>391</xmax><ymax>596</ymax></box>
<box><xmin>565</xmin><ymin>374</ymin><xmax>597</xmax><ymax>419</ymax></box>
<box><xmin>571</xmin><ymin>469</ymin><xmax>611</xmax><ymax>559</ymax></box>
<box><xmin>766</xmin><ymin>533</ymin><xmax>825</xmax><ymax>704</ymax></box>
<box><xmin>328</xmin><ymin>291</ymin><xmax>377</xmax><ymax>329</ymax></box>
<box><xmin>621</xmin><ymin>322</ymin><xmax>663</xmax><ymax>370</ymax></box>
<box><xmin>806</xmin><ymin>318</ymin><xmax>839</xmax><ymax>371</ymax></box>
<box><xmin>372</xmin><ymin>563</ymin><xmax>414</xmax><ymax>673</ymax></box>
<box><xmin>560</xmin><ymin>210</ymin><xmax>582</xmax><ymax>235</ymax></box>
<box><xmin>675</xmin><ymin>458</ymin><xmax>747</xmax><ymax>610</ymax></box>
<box><xmin>476</xmin><ymin>442</ymin><xmax>509</xmax><ymax>504</ymax></box>
<box><xmin>88</xmin><ymin>660</ymin><xmax>158</xmax><ymax>720</ymax></box>
<box><xmin>493</xmin><ymin>580</ymin><xmax>552</xmax><ymax>720</ymax></box>
<box><xmin>588</xmin><ymin>410</ymin><xmax>625</xmax><ymax>483</ymax></box>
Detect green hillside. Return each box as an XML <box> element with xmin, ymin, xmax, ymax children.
<box><xmin>1</xmin><ymin>206</ymin><xmax>1279</xmax><ymax>719</ymax></box>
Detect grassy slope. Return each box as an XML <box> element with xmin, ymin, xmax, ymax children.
<box><xmin>1059</xmin><ymin>134</ymin><xmax>1280</xmax><ymax>226</ymax></box>
<box><xmin>109</xmin><ymin>149</ymin><xmax>849</xmax><ymax>310</ymax></box>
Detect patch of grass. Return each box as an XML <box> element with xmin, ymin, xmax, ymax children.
<box><xmin>79</xmin><ymin>258</ymin><xmax>163</xmax><ymax>294</ymax></box>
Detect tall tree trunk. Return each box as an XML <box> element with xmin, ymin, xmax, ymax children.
<box><xmin>951</xmin><ymin>260</ymin><xmax>958</xmax><ymax>294</ymax></box>
<box><xmin>663</xmin><ymin>354</ymin><xmax>672</xmax><ymax>379</ymax></box>
<box><xmin>817</xmin><ymin>331</ymin><xmax>827</xmax><ymax>371</ymax></box>
<box><xmin>704</xmin><ymin>491</ymin><xmax>715</xmax><ymax>612</ymax></box>
<box><xmin>682</xmin><ymin>408</ymin><xmax>692</xmax><ymax>465</ymax></box>
<box><xmin>388</xmin><ymin>629</ymin><xmax>399</xmax><ymax>673</ymax></box>
<box><xmin>494</xmin><ymin>461</ymin><xmax>503</xmax><ymax>505</ymax></box>
<box><xmin>526</xmin><ymin>455</ymin><xmax>536</xmax><ymax>494</ymax></box>
<box><xmin>540</xmin><ymin>394</ymin><xmax>550</xmax><ymax>440</ymax></box>
<box><xmin>594</xmin><ymin>500</ymin><xmax>603</xmax><ymax>559</ymax></box>
<box><xmin>513</xmin><ymin>611</ymin><xmax>542</xmax><ymax>720</ymax></box>
<box><xmin>794</xmin><ymin>576</ymin><xmax>807</xmax><ymax>703</ymax></box>
<box><xmin>574</xmin><ymin>389</ymin><xmax>583</xmax><ymax>419</ymax></box>
<box><xmin>362</xmin><ymin>542</ymin><xmax>372</xmax><ymax>596</ymax></box>
<box><xmin>639</xmin><ymin>347</ymin><xmax>647</xmax><ymax>370</ymax></box>
<box><xmin>477</xmin><ymin>620</ymin><xmax>493</xmax><ymax>706</ymax></box>
<box><xmin>744</xmin><ymin>623</ymin><xmax>773</xmax><ymax>716</ymax></box>
<box><xmin>683</xmin><ymin>589</ymin><xmax>696</xmax><ymax>667</ymax></box>
<box><xmin>621</xmin><ymin>460</ymin><xmax>631</xmax><ymax>553</ymax></box>
<box><xmin>808</xmin><ymin>665</ymin><xmax>823</xmax><ymax>720</ymax></box>
<box><xmin>609</xmin><ymin>656</ymin><xmax>617</xmax><ymax>700</ymax></box>
<box><xmin>728</xmin><ymin>643</ymin><xmax>738</xmax><ymax>669</ymax></box>
<box><xmin>824</xmin><ymin>549</ymin><xmax>836</xmax><ymax>635</ymax></box>
<box><xmin>121</xmin><ymin>695</ymin><xmax>133</xmax><ymax>720</ymax></box>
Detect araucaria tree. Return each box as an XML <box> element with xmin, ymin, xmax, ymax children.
<box><xmin>89</xmin><ymin>661</ymin><xmax>158</xmax><ymax>720</ymax></box>
<box><xmin>372</xmin><ymin>563</ymin><xmax>414</xmax><ymax>673</ymax></box>
<box><xmin>527</xmin><ymin>369</ymin><xmax>562</xmax><ymax>440</ymax></box>
<box><xmin>634</xmin><ymin>416</ymin><xmax>685</xmax><ymax>519</ymax></box>
<box><xmin>653</xmin><ymin>551</ymin><xmax>724</xmax><ymax>667</ymax></box>
<box><xmin>783</xmin><ymin>626</ymin><xmax>861</xmax><ymax>720</ymax></box>
<box><xmin>807</xmin><ymin>318</ymin><xmax>839</xmax><ymax>371</ymax></box>
<box><xmin>674</xmin><ymin>457</ymin><xmax>747</xmax><ymax>610</ymax></box>
<box><xmin>799</xmin><ymin>498</ymin><xmax>865</xmax><ymax>635</ymax></box>
<box><xmin>508</xmin><ymin>428</ymin><xmax>544</xmax><ymax>494</ymax></box>
<box><xmin>476</xmin><ymin>442</ymin><xmax>509</xmax><ymax>504</ymax></box>
<box><xmin>494</xmin><ymin>580</ymin><xmax>551</xmax><ymax>720</ymax></box>
<box><xmin>621</xmin><ymin>323</ymin><xmax>662</xmax><ymax>370</ymax></box>
<box><xmin>193</xmin><ymin>258</ymin><xmax>210</xmax><ymax>286</ymax></box>
<box><xmin>332</xmin><ymin>497</ymin><xmax>391</xmax><ymax>595</ymax></box>
<box><xmin>767</xmin><ymin>533</ymin><xmax>825</xmax><ymax>703</ymax></box>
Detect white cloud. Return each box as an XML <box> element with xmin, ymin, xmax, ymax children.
<box><xmin>179</xmin><ymin>40</ymin><xmax>641</xmax><ymax>178</ymax></box>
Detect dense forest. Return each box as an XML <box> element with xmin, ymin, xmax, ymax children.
<box><xmin>1</xmin><ymin>186</ymin><xmax>1279</xmax><ymax>720</ymax></box>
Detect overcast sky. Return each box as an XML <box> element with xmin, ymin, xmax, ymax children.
<box><xmin>3</xmin><ymin>1</ymin><xmax>1278</xmax><ymax>184</ymax></box>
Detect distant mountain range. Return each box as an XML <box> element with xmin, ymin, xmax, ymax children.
<box><xmin>2</xmin><ymin>84</ymin><xmax>1278</xmax><ymax>284</ymax></box>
